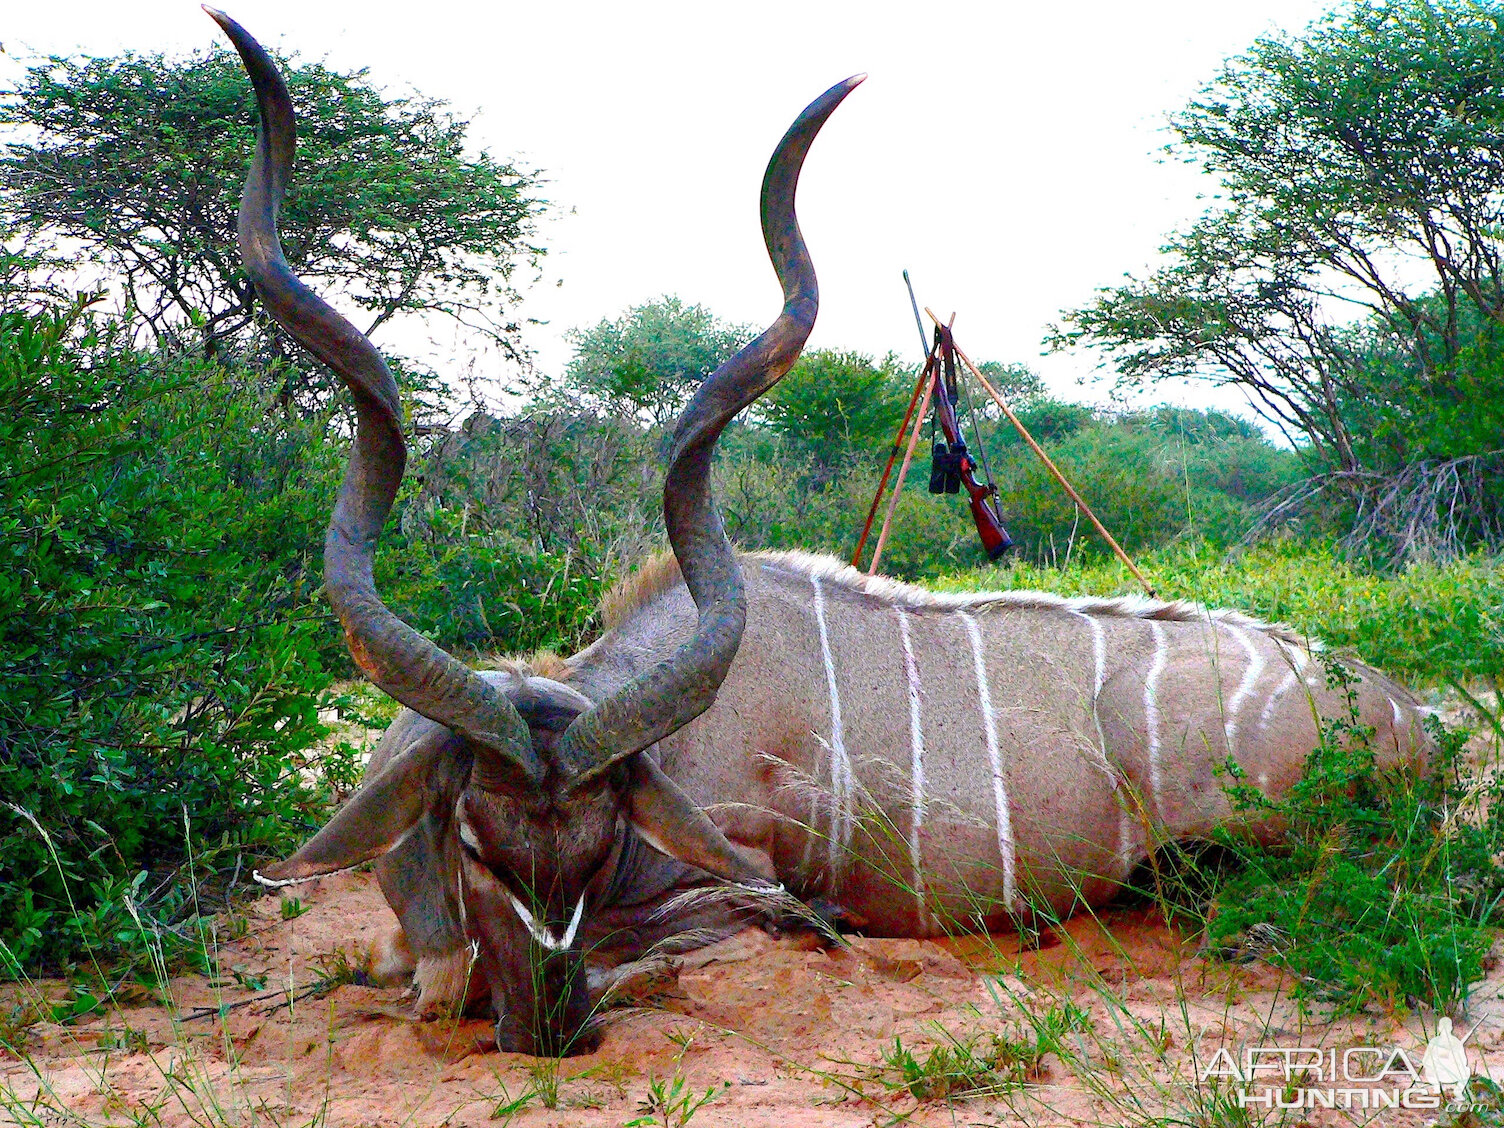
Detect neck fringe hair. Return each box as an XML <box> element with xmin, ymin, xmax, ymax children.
<box><xmin>600</xmin><ymin>548</ymin><xmax>1310</xmax><ymax>647</ymax></box>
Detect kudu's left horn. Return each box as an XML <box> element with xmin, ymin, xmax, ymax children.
<box><xmin>556</xmin><ymin>74</ymin><xmax>865</xmax><ymax>785</ymax></box>
<box><xmin>207</xmin><ymin>8</ymin><xmax>542</xmax><ymax>788</ymax></box>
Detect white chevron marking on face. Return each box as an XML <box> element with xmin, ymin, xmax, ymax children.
<box><xmin>458</xmin><ymin>820</ymin><xmax>482</xmax><ymax>853</ymax></box>
<box><xmin>811</xmin><ymin>576</ymin><xmax>851</xmax><ymax>886</ymax></box>
<box><xmin>507</xmin><ymin>892</ymin><xmax>586</xmax><ymax>952</ymax></box>
<box><xmin>1144</xmin><ymin>621</ymin><xmax>1167</xmax><ymax>819</ymax></box>
<box><xmin>896</xmin><ymin>609</ymin><xmax>928</xmax><ymax>929</ymax></box>
<box><xmin>960</xmin><ymin>611</ymin><xmax>1015</xmax><ymax>909</ymax></box>
<box><xmin>1222</xmin><ymin>624</ymin><xmax>1265</xmax><ymax>754</ymax></box>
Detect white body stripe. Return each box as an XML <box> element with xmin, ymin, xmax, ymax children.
<box><xmin>1258</xmin><ymin>646</ymin><xmax>1309</xmax><ymax>731</ymax></box>
<box><xmin>811</xmin><ymin>576</ymin><xmax>851</xmax><ymax>883</ymax></box>
<box><xmin>1221</xmin><ymin>624</ymin><xmax>1264</xmax><ymax>754</ymax></box>
<box><xmin>896</xmin><ymin>610</ymin><xmax>928</xmax><ymax>927</ymax></box>
<box><xmin>1073</xmin><ymin>609</ymin><xmax>1107</xmax><ymax>697</ymax></box>
<box><xmin>1144</xmin><ymin>621</ymin><xmax>1167</xmax><ymax>818</ymax></box>
<box><xmin>960</xmin><ymin>611</ymin><xmax>1015</xmax><ymax>908</ymax></box>
<box><xmin>1071</xmin><ymin>610</ymin><xmax>1133</xmax><ymax>874</ymax></box>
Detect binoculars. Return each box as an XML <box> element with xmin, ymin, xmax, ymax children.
<box><xmin>929</xmin><ymin>440</ymin><xmax>967</xmax><ymax>495</ymax></box>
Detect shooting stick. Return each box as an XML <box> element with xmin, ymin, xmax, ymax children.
<box><xmin>850</xmin><ymin>346</ymin><xmax>936</xmax><ymax>568</ymax></box>
<box><xmin>924</xmin><ymin>306</ymin><xmax>1157</xmax><ymax>598</ymax></box>
<box><xmin>868</xmin><ymin>360</ymin><xmax>936</xmax><ymax>576</ymax></box>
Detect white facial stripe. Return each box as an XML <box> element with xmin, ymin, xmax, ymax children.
<box><xmin>960</xmin><ymin>611</ymin><xmax>1015</xmax><ymax>909</ymax></box>
<box><xmin>896</xmin><ymin>609</ymin><xmax>927</xmax><ymax>928</ymax></box>
<box><xmin>810</xmin><ymin>575</ymin><xmax>851</xmax><ymax>883</ymax></box>
<box><xmin>507</xmin><ymin>892</ymin><xmax>587</xmax><ymax>952</ymax></box>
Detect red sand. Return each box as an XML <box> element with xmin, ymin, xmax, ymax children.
<box><xmin>6</xmin><ymin>868</ymin><xmax>1503</xmax><ymax>1127</ymax></box>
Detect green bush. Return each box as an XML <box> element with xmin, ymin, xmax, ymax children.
<box><xmin>381</xmin><ymin>517</ymin><xmax>608</xmax><ymax>658</ymax></box>
<box><xmin>0</xmin><ymin>302</ymin><xmax>345</xmax><ymax>974</ymax></box>
<box><xmin>0</xmin><ymin>301</ymin><xmax>627</xmax><ymax>976</ymax></box>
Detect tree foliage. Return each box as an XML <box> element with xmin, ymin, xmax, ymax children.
<box><xmin>757</xmin><ymin>349</ymin><xmax>914</xmax><ymax>481</ymax></box>
<box><xmin>0</xmin><ymin>48</ymin><xmax>544</xmax><ymax>362</ymax></box>
<box><xmin>563</xmin><ymin>296</ymin><xmax>753</xmax><ymax>423</ymax></box>
<box><xmin>1056</xmin><ymin>0</ymin><xmax>1504</xmax><ymax>558</ymax></box>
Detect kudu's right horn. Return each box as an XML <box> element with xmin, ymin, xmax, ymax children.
<box><xmin>556</xmin><ymin>74</ymin><xmax>865</xmax><ymax>785</ymax></box>
<box><xmin>207</xmin><ymin>8</ymin><xmax>542</xmax><ymax>788</ymax></box>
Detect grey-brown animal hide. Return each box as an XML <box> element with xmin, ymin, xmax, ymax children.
<box><xmin>379</xmin><ymin>548</ymin><xmax>1427</xmax><ymax>1010</ymax></box>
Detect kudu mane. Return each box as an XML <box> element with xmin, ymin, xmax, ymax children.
<box><xmin>600</xmin><ymin>549</ymin><xmax>1311</xmax><ymax>647</ymax></box>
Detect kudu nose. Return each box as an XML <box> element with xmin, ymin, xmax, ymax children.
<box><xmin>494</xmin><ymin>1012</ymin><xmax>601</xmax><ymax>1057</ymax></box>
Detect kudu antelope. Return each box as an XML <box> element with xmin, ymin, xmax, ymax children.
<box><xmin>210</xmin><ymin>12</ymin><xmax>1429</xmax><ymax>1056</ymax></box>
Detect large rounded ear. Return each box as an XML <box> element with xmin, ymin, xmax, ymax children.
<box><xmin>254</xmin><ymin>730</ymin><xmax>459</xmax><ymax>887</ymax></box>
<box><xmin>626</xmin><ymin>755</ymin><xmax>775</xmax><ymax>885</ymax></box>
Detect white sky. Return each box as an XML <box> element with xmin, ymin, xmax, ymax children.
<box><xmin>3</xmin><ymin>0</ymin><xmax>1339</xmax><ymax>412</ymax></box>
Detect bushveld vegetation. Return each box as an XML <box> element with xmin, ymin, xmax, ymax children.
<box><xmin>3</xmin><ymin>0</ymin><xmax>1504</xmax><ymax>1101</ymax></box>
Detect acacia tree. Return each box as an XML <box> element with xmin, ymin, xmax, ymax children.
<box><xmin>1056</xmin><ymin>0</ymin><xmax>1504</xmax><ymax>557</ymax></box>
<box><xmin>0</xmin><ymin>49</ymin><xmax>544</xmax><ymax>364</ymax></box>
<box><xmin>564</xmin><ymin>296</ymin><xmax>753</xmax><ymax>424</ymax></box>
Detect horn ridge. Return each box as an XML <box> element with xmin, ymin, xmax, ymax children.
<box><xmin>558</xmin><ymin>75</ymin><xmax>864</xmax><ymax>784</ymax></box>
<box><xmin>207</xmin><ymin>9</ymin><xmax>541</xmax><ymax>785</ymax></box>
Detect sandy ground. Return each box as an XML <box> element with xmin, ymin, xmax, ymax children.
<box><xmin>6</xmin><ymin>867</ymin><xmax>1504</xmax><ymax>1128</ymax></box>
<box><xmin>6</xmin><ymin>688</ymin><xmax>1499</xmax><ymax>1127</ymax></box>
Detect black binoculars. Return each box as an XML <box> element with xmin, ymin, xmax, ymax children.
<box><xmin>929</xmin><ymin>440</ymin><xmax>967</xmax><ymax>495</ymax></box>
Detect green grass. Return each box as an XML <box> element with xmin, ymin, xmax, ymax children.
<box><xmin>945</xmin><ymin>540</ymin><xmax>1504</xmax><ymax>687</ymax></box>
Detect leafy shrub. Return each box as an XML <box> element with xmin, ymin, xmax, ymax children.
<box><xmin>0</xmin><ymin>301</ymin><xmax>621</xmax><ymax>976</ymax></box>
<box><xmin>0</xmin><ymin>303</ymin><xmax>343</xmax><ymax>974</ymax></box>
<box><xmin>381</xmin><ymin>520</ymin><xmax>608</xmax><ymax>658</ymax></box>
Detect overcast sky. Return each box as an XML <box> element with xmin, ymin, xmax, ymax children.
<box><xmin>4</xmin><ymin>0</ymin><xmax>1340</xmax><ymax>411</ymax></box>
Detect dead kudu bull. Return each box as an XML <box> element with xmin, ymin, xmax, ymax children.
<box><xmin>210</xmin><ymin>12</ymin><xmax>1429</xmax><ymax>1056</ymax></box>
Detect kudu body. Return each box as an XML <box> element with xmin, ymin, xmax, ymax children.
<box><xmin>208</xmin><ymin>12</ymin><xmax>1428</xmax><ymax>1056</ymax></box>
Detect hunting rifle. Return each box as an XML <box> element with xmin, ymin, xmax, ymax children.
<box><xmin>849</xmin><ymin>276</ymin><xmax>1013</xmax><ymax>569</ymax></box>
<box><xmin>926</xmin><ymin>321</ymin><xmax>1011</xmax><ymax>560</ymax></box>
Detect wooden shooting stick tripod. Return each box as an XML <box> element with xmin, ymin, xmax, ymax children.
<box><xmin>850</xmin><ymin>274</ymin><xmax>1157</xmax><ymax>598</ymax></box>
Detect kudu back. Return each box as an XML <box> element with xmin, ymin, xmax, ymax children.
<box><xmin>209</xmin><ymin>11</ymin><xmax>1429</xmax><ymax>1057</ymax></box>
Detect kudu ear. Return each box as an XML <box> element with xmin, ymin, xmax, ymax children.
<box><xmin>626</xmin><ymin>756</ymin><xmax>775</xmax><ymax>886</ymax></box>
<box><xmin>254</xmin><ymin>732</ymin><xmax>454</xmax><ymax>887</ymax></box>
